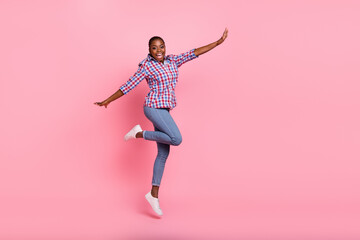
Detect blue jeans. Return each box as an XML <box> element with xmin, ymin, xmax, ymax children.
<box><xmin>143</xmin><ymin>106</ymin><xmax>182</xmax><ymax>186</ymax></box>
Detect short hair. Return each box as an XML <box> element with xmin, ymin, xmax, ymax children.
<box><xmin>148</xmin><ymin>36</ymin><xmax>165</xmax><ymax>47</ymax></box>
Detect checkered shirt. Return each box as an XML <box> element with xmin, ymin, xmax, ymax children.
<box><xmin>119</xmin><ymin>49</ymin><xmax>198</xmax><ymax>110</ymax></box>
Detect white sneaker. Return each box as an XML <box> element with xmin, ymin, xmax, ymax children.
<box><xmin>145</xmin><ymin>191</ymin><xmax>163</xmax><ymax>216</ymax></box>
<box><xmin>124</xmin><ymin>124</ymin><xmax>142</xmax><ymax>141</ymax></box>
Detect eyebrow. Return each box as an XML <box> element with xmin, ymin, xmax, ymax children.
<box><xmin>151</xmin><ymin>44</ymin><xmax>164</xmax><ymax>47</ymax></box>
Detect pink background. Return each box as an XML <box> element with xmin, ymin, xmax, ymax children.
<box><xmin>1</xmin><ymin>0</ymin><xmax>360</xmax><ymax>239</ymax></box>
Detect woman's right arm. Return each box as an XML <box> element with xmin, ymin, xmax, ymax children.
<box><xmin>94</xmin><ymin>89</ymin><xmax>124</xmax><ymax>108</ymax></box>
<box><xmin>94</xmin><ymin>61</ymin><xmax>146</xmax><ymax>108</ymax></box>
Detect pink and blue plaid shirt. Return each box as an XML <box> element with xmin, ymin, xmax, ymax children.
<box><xmin>119</xmin><ymin>49</ymin><xmax>198</xmax><ymax>110</ymax></box>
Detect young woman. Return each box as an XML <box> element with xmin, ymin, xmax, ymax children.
<box><xmin>94</xmin><ymin>28</ymin><xmax>228</xmax><ymax>216</ymax></box>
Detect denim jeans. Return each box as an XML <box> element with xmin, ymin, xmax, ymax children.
<box><xmin>143</xmin><ymin>106</ymin><xmax>182</xmax><ymax>186</ymax></box>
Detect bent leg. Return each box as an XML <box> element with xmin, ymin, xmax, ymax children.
<box><xmin>143</xmin><ymin>106</ymin><xmax>182</xmax><ymax>146</ymax></box>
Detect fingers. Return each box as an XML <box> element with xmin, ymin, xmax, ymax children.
<box><xmin>223</xmin><ymin>28</ymin><xmax>228</xmax><ymax>37</ymax></box>
<box><xmin>94</xmin><ymin>102</ymin><xmax>109</xmax><ymax>109</ymax></box>
<box><xmin>222</xmin><ymin>28</ymin><xmax>228</xmax><ymax>40</ymax></box>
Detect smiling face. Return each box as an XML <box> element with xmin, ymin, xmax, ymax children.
<box><xmin>149</xmin><ymin>38</ymin><xmax>166</xmax><ymax>63</ymax></box>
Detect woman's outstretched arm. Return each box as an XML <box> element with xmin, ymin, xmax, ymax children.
<box><xmin>94</xmin><ymin>89</ymin><xmax>124</xmax><ymax>108</ymax></box>
<box><xmin>194</xmin><ymin>28</ymin><xmax>228</xmax><ymax>57</ymax></box>
<box><xmin>94</xmin><ymin>63</ymin><xmax>146</xmax><ymax>108</ymax></box>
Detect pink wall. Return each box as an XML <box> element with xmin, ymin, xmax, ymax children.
<box><xmin>1</xmin><ymin>0</ymin><xmax>359</xmax><ymax>239</ymax></box>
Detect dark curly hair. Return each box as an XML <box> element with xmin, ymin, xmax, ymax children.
<box><xmin>148</xmin><ymin>36</ymin><xmax>165</xmax><ymax>47</ymax></box>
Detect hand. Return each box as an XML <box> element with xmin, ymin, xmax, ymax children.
<box><xmin>94</xmin><ymin>101</ymin><xmax>109</xmax><ymax>108</ymax></box>
<box><xmin>217</xmin><ymin>28</ymin><xmax>228</xmax><ymax>45</ymax></box>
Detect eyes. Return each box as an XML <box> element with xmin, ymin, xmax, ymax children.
<box><xmin>152</xmin><ymin>45</ymin><xmax>165</xmax><ymax>50</ymax></box>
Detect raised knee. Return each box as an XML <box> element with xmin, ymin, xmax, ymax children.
<box><xmin>171</xmin><ymin>136</ymin><xmax>182</xmax><ymax>146</ymax></box>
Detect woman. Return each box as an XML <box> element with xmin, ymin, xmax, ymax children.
<box><xmin>94</xmin><ymin>28</ymin><xmax>228</xmax><ymax>216</ymax></box>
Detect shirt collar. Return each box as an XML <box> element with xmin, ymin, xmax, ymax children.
<box><xmin>147</xmin><ymin>54</ymin><xmax>169</xmax><ymax>63</ymax></box>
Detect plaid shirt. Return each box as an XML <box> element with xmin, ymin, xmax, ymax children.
<box><xmin>120</xmin><ymin>49</ymin><xmax>198</xmax><ymax>110</ymax></box>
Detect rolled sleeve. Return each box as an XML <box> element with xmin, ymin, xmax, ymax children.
<box><xmin>119</xmin><ymin>65</ymin><xmax>146</xmax><ymax>94</ymax></box>
<box><xmin>173</xmin><ymin>49</ymin><xmax>198</xmax><ymax>68</ymax></box>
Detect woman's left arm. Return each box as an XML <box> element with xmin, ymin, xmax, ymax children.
<box><xmin>194</xmin><ymin>28</ymin><xmax>228</xmax><ymax>57</ymax></box>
